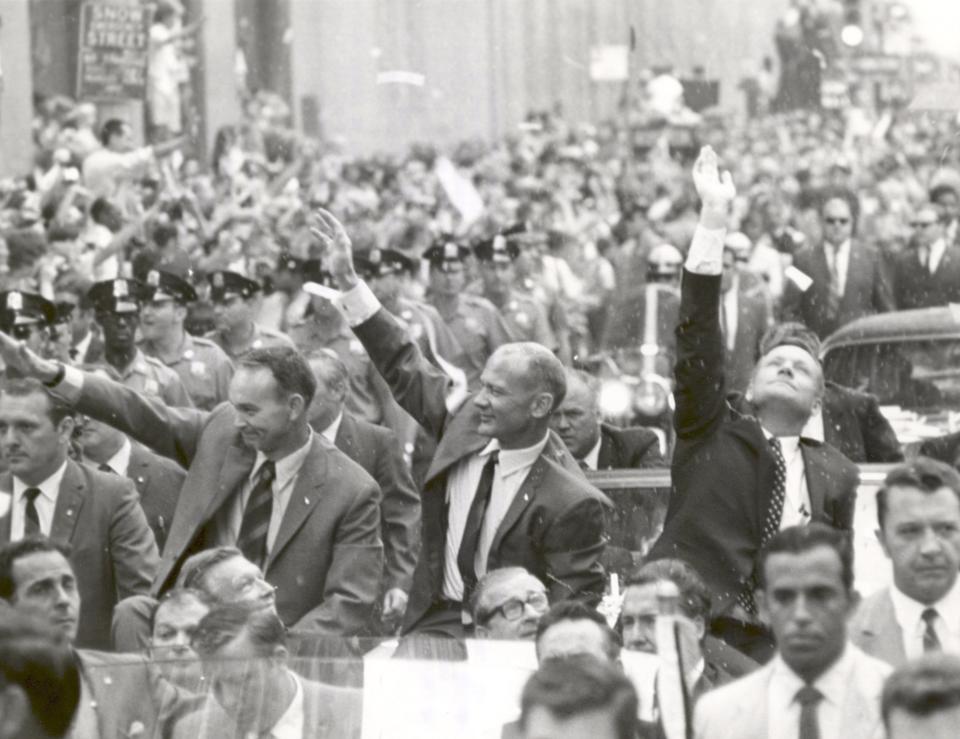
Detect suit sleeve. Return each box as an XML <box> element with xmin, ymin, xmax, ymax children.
<box><xmin>632</xmin><ymin>430</ymin><xmax>665</xmax><ymax>468</ymax></box>
<box><xmin>292</xmin><ymin>479</ymin><xmax>384</xmax><ymax>635</ymax></box>
<box><xmin>109</xmin><ymin>479</ymin><xmax>161</xmax><ymax>600</ymax></box>
<box><xmin>373</xmin><ymin>427</ymin><xmax>421</xmax><ymax>593</ymax></box>
<box><xmin>873</xmin><ymin>249</ymin><xmax>896</xmax><ymax>314</ymax></box>
<box><xmin>352</xmin><ymin>308</ymin><xmax>453</xmax><ymax>440</ymax></box>
<box><xmin>162</xmin><ymin>372</ymin><xmax>195</xmax><ymax>410</ymax></box>
<box><xmin>542</xmin><ymin>496</ymin><xmax>608</xmax><ymax>603</ymax></box>
<box><xmin>859</xmin><ymin>393</ymin><xmax>904</xmax><ymax>463</ymax></box>
<box><xmin>674</xmin><ymin>270</ymin><xmax>728</xmax><ymax>441</ymax></box>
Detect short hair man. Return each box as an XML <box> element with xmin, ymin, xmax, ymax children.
<box><xmin>893</xmin><ymin>201</ymin><xmax>960</xmax><ymax>310</ymax></box>
<box><xmin>849</xmin><ymin>458</ymin><xmax>960</xmax><ymax>666</ymax></box>
<box><xmin>470</xmin><ymin>567</ymin><xmax>549</xmax><ymax>640</ymax></box>
<box><xmin>882</xmin><ymin>653</ymin><xmax>960</xmax><ymax>739</ymax></box>
<box><xmin>0</xmin><ymin>379</ymin><xmax>158</xmax><ymax>649</ymax></box>
<box><xmin>149</xmin><ymin>588</ymin><xmax>211</xmax><ymax>687</ymax></box>
<box><xmin>171</xmin><ymin>603</ymin><xmax>362</xmax><ymax>739</ymax></box>
<box><xmin>82</xmin><ymin>118</ymin><xmax>182</xmax><ymax>200</ymax></box>
<box><xmin>519</xmin><ymin>653</ymin><xmax>639</xmax><ymax>739</ymax></box>
<box><xmin>0</xmin><ymin>603</ymin><xmax>80</xmax><ymax>739</ymax></box>
<box><xmin>535</xmin><ymin>600</ymin><xmax>622</xmax><ymax>664</ymax></box>
<box><xmin>550</xmin><ymin>369</ymin><xmax>662</xmax><ymax>470</ymax></box>
<box><xmin>694</xmin><ymin>524</ymin><xmax>892</xmax><ymax>739</ymax></box>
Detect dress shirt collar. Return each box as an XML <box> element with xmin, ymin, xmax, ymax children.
<box><xmin>761</xmin><ymin>426</ymin><xmax>802</xmax><ymax>455</ymax></box>
<box><xmin>319</xmin><ymin>411</ymin><xmax>344</xmax><ymax>444</ymax></box>
<box><xmin>929</xmin><ymin>237</ymin><xmax>947</xmax><ymax>272</ymax></box>
<box><xmin>103</xmin><ymin>437</ymin><xmax>133</xmax><ymax>476</ymax></box>
<box><xmin>480</xmin><ymin>432</ymin><xmax>550</xmax><ymax>478</ymax></box>
<box><xmin>581</xmin><ymin>433</ymin><xmax>603</xmax><ymax>471</ymax></box>
<box><xmin>770</xmin><ymin>643</ymin><xmax>854</xmax><ymax>710</ymax></box>
<box><xmin>252</xmin><ymin>429</ymin><xmax>314</xmax><ymax>490</ymax></box>
<box><xmin>889</xmin><ymin>576</ymin><xmax>960</xmax><ymax>637</ymax></box>
<box><xmin>825</xmin><ymin>238</ymin><xmax>851</xmax><ymax>260</ymax></box>
<box><xmin>13</xmin><ymin>459</ymin><xmax>69</xmax><ymax>505</ymax></box>
<box><xmin>801</xmin><ymin>407</ymin><xmax>825</xmax><ymax>442</ymax></box>
<box><xmin>264</xmin><ymin>670</ymin><xmax>303</xmax><ymax>739</ymax></box>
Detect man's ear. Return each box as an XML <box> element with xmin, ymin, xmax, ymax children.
<box><xmin>57</xmin><ymin>415</ymin><xmax>76</xmax><ymax>444</ymax></box>
<box><xmin>271</xmin><ymin>644</ymin><xmax>288</xmax><ymax>662</ymax></box>
<box><xmin>529</xmin><ymin>393</ymin><xmax>554</xmax><ymax>420</ymax></box>
<box><xmin>287</xmin><ymin>393</ymin><xmax>306</xmax><ymax>420</ymax></box>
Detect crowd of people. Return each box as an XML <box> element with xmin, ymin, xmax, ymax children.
<box><xmin>4</xmin><ymin>39</ymin><xmax>960</xmax><ymax>736</ymax></box>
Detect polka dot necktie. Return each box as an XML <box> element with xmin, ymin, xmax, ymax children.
<box><xmin>762</xmin><ymin>437</ymin><xmax>787</xmax><ymax>545</ymax></box>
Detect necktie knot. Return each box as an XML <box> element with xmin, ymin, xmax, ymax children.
<box><xmin>922</xmin><ymin>607</ymin><xmax>939</xmax><ymax>625</ymax></box>
<box><xmin>922</xmin><ymin>607</ymin><xmax>942</xmax><ymax>652</ymax></box>
<box><xmin>98</xmin><ymin>462</ymin><xmax>115</xmax><ymax>474</ymax></box>
<box><xmin>796</xmin><ymin>684</ymin><xmax>823</xmax><ymax>707</ymax></box>
<box><xmin>257</xmin><ymin>460</ymin><xmax>276</xmax><ymax>485</ymax></box>
<box><xmin>22</xmin><ymin>487</ymin><xmax>41</xmax><ymax>503</ymax></box>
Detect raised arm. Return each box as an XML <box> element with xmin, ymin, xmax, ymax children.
<box><xmin>674</xmin><ymin>147</ymin><xmax>736</xmax><ymax>440</ymax></box>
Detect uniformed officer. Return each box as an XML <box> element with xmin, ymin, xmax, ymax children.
<box><xmin>474</xmin><ymin>231</ymin><xmax>557</xmax><ymax>352</ymax></box>
<box><xmin>257</xmin><ymin>252</ymin><xmax>310</xmax><ymax>332</ymax></box>
<box><xmin>138</xmin><ymin>268</ymin><xmax>234</xmax><ymax>410</ymax></box>
<box><xmin>423</xmin><ymin>237</ymin><xmax>513</xmax><ymax>388</ymax></box>
<box><xmin>86</xmin><ymin>278</ymin><xmax>194</xmax><ymax>407</ymax></box>
<box><xmin>0</xmin><ymin>291</ymin><xmax>57</xmax><ymax>361</ymax></box>
<box><xmin>206</xmin><ymin>270</ymin><xmax>294</xmax><ymax>360</ymax></box>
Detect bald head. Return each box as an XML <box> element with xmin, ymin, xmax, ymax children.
<box><xmin>551</xmin><ymin>369</ymin><xmax>602</xmax><ymax>459</ymax></box>
<box><xmin>489</xmin><ymin>342</ymin><xmax>567</xmax><ymax>410</ymax></box>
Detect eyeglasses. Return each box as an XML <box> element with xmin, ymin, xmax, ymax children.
<box><xmin>482</xmin><ymin>591</ymin><xmax>549</xmax><ymax>622</ymax></box>
<box><xmin>911</xmin><ymin>221</ymin><xmax>939</xmax><ymax>229</ymax></box>
<box><xmin>824</xmin><ymin>218</ymin><xmax>850</xmax><ymax>225</ymax></box>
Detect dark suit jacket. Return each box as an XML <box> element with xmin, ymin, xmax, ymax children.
<box><xmin>352</xmin><ymin>307</ymin><xmax>611</xmax><ymax>630</ymax></box>
<box><xmin>781</xmin><ymin>240</ymin><xmax>895</xmax><ymax>338</ymax></box>
<box><xmin>77</xmin><ymin>649</ymin><xmax>170</xmax><ymax>739</ymax></box>
<box><xmin>61</xmin><ymin>373</ymin><xmax>383</xmax><ymax>636</ymax></box>
<box><xmin>126</xmin><ymin>441</ymin><xmax>187</xmax><ymax>551</ymax></box>
<box><xmin>920</xmin><ymin>430</ymin><xmax>960</xmax><ymax>469</ymax></box>
<box><xmin>649</xmin><ymin>270</ymin><xmax>859</xmax><ymax>614</ymax></box>
<box><xmin>893</xmin><ymin>244</ymin><xmax>960</xmax><ymax>310</ymax></box>
<box><xmin>722</xmin><ymin>282</ymin><xmax>771</xmax><ymax>394</ymax></box>
<box><xmin>822</xmin><ymin>382</ymin><xmax>903</xmax><ymax>464</ymax></box>
<box><xmin>329</xmin><ymin>412</ymin><xmax>421</xmax><ymax>593</ymax></box>
<box><xmin>597</xmin><ymin>423</ymin><xmax>664</xmax><ymax>469</ymax></box>
<box><xmin>0</xmin><ymin>460</ymin><xmax>158</xmax><ymax>650</ymax></box>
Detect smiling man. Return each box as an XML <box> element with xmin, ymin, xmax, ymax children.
<box><xmin>849</xmin><ymin>458</ymin><xmax>960</xmax><ymax>666</ymax></box>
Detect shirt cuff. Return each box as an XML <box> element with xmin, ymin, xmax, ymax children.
<box><xmin>50</xmin><ymin>364</ymin><xmax>85</xmax><ymax>404</ymax></box>
<box><xmin>336</xmin><ymin>280</ymin><xmax>382</xmax><ymax>327</ymax></box>
<box><xmin>684</xmin><ymin>224</ymin><xmax>727</xmax><ymax>275</ymax></box>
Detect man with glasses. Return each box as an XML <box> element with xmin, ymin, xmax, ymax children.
<box><xmin>782</xmin><ymin>188</ymin><xmax>894</xmax><ymax>338</ymax></box>
<box><xmin>893</xmin><ymin>202</ymin><xmax>960</xmax><ymax>310</ymax></box>
<box><xmin>206</xmin><ymin>270</ymin><xmax>294</xmax><ymax>360</ymax></box>
<box><xmin>471</xmin><ymin>567</ymin><xmax>549</xmax><ymax>640</ymax></box>
<box><xmin>86</xmin><ymin>278</ymin><xmax>193</xmax><ymax>407</ymax></box>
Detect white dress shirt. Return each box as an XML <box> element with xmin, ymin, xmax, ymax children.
<box><xmin>10</xmin><ymin>460</ymin><xmax>68</xmax><ymax>540</ymax></box>
<box><xmin>722</xmin><ymin>278</ymin><xmax>739</xmax><ymax>353</ymax></box>
<box><xmin>767</xmin><ymin>645</ymin><xmax>855</xmax><ymax>739</ymax></box>
<box><xmin>889</xmin><ymin>578</ymin><xmax>960</xmax><ymax>660</ymax></box>
<box><xmin>928</xmin><ymin>237</ymin><xmax>947</xmax><ymax>275</ymax></box>
<box><xmin>581</xmin><ymin>434</ymin><xmax>603</xmax><ymax>471</ymax></box>
<box><xmin>319</xmin><ymin>411</ymin><xmax>344</xmax><ymax>444</ymax></box>
<box><xmin>262</xmin><ymin>671</ymin><xmax>304</xmax><ymax>739</ymax></box>
<box><xmin>218</xmin><ymin>430</ymin><xmax>314</xmax><ymax>553</ymax></box>
<box><xmin>824</xmin><ymin>239</ymin><xmax>851</xmax><ymax>297</ymax></box>
<box><xmin>761</xmin><ymin>427</ymin><xmax>812</xmax><ymax>529</ymax></box>
<box><xmin>102</xmin><ymin>437</ymin><xmax>133</xmax><ymax>476</ymax></box>
<box><xmin>441</xmin><ymin>434</ymin><xmax>549</xmax><ymax>602</ymax></box>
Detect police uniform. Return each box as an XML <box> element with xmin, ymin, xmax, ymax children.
<box><xmin>256</xmin><ymin>253</ymin><xmax>307</xmax><ymax>332</ymax></box>
<box><xmin>424</xmin><ymin>240</ymin><xmax>513</xmax><ymax>388</ymax></box>
<box><xmin>474</xmin><ymin>232</ymin><xmax>557</xmax><ymax>350</ymax></box>
<box><xmin>0</xmin><ymin>291</ymin><xmax>57</xmax><ymax>374</ymax></box>
<box><xmin>87</xmin><ymin>279</ymin><xmax>194</xmax><ymax>408</ymax></box>
<box><xmin>205</xmin><ymin>271</ymin><xmax>295</xmax><ymax>360</ymax></box>
<box><xmin>137</xmin><ymin>270</ymin><xmax>235</xmax><ymax>411</ymax></box>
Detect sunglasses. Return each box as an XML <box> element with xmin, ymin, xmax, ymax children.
<box><xmin>824</xmin><ymin>218</ymin><xmax>850</xmax><ymax>225</ymax></box>
<box><xmin>911</xmin><ymin>221</ymin><xmax>939</xmax><ymax>229</ymax></box>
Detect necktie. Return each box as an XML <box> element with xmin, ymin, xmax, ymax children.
<box><xmin>922</xmin><ymin>608</ymin><xmax>942</xmax><ymax>652</ymax></box>
<box><xmin>796</xmin><ymin>684</ymin><xmax>823</xmax><ymax>739</ymax></box>
<box><xmin>762</xmin><ymin>438</ymin><xmax>788</xmax><ymax>544</ymax></box>
<box><xmin>98</xmin><ymin>463</ymin><xmax>115</xmax><ymax>474</ymax></box>
<box><xmin>456</xmin><ymin>452</ymin><xmax>499</xmax><ymax>599</ymax></box>
<box><xmin>23</xmin><ymin>487</ymin><xmax>42</xmax><ymax>537</ymax></box>
<box><xmin>237</xmin><ymin>461</ymin><xmax>277</xmax><ymax>568</ymax></box>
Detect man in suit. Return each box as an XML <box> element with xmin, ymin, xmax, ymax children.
<box><xmin>648</xmin><ymin>148</ymin><xmax>859</xmax><ymax>660</ymax></box>
<box><xmin>0</xmin><ymin>340</ymin><xmax>384</xmax><ymax>636</ymax></box>
<box><xmin>550</xmin><ymin>369</ymin><xmax>663</xmax><ymax>470</ymax></box>
<box><xmin>75</xmin><ymin>364</ymin><xmax>186</xmax><ymax>550</ymax></box>
<box><xmin>931</xmin><ymin>182</ymin><xmax>960</xmax><ymax>248</ymax></box>
<box><xmin>305</xmin><ymin>348</ymin><xmax>420</xmax><ymax>630</ymax></box>
<box><xmin>694</xmin><ymin>524</ymin><xmax>892</xmax><ymax>739</ymax></box>
<box><xmin>171</xmin><ymin>603</ymin><xmax>362</xmax><ymax>739</ymax></box>
<box><xmin>310</xmin><ymin>208</ymin><xmax>611</xmax><ymax>639</ymax></box>
<box><xmin>849</xmin><ymin>458</ymin><xmax>960</xmax><ymax>667</ymax></box>
<box><xmin>720</xmin><ymin>241</ymin><xmax>772</xmax><ymax>393</ymax></box>
<box><xmin>882</xmin><ymin>653</ymin><xmax>960</xmax><ymax>738</ymax></box>
<box><xmin>0</xmin><ymin>378</ymin><xmax>158</xmax><ymax>649</ymax></box>
<box><xmin>0</xmin><ymin>537</ymin><xmax>167</xmax><ymax>739</ymax></box>
<box><xmin>470</xmin><ymin>566</ymin><xmax>549</xmax><ymax>640</ymax></box>
<box><xmin>781</xmin><ymin>188</ymin><xmax>895</xmax><ymax>338</ymax></box>
<box><xmin>893</xmin><ymin>202</ymin><xmax>960</xmax><ymax>310</ymax></box>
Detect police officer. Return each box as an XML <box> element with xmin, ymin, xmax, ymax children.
<box><xmin>87</xmin><ymin>278</ymin><xmax>194</xmax><ymax>407</ymax></box>
<box><xmin>474</xmin><ymin>231</ymin><xmax>557</xmax><ymax>352</ymax></box>
<box><xmin>257</xmin><ymin>252</ymin><xmax>310</xmax><ymax>332</ymax></box>
<box><xmin>0</xmin><ymin>291</ymin><xmax>57</xmax><ymax>361</ymax></box>
<box><xmin>423</xmin><ymin>237</ymin><xmax>513</xmax><ymax>389</ymax></box>
<box><xmin>206</xmin><ymin>270</ymin><xmax>294</xmax><ymax>360</ymax></box>
<box><xmin>138</xmin><ymin>269</ymin><xmax>234</xmax><ymax>410</ymax></box>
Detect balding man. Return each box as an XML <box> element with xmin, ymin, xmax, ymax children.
<box><xmin>311</xmin><ymin>209</ymin><xmax>611</xmax><ymax>639</ymax></box>
<box><xmin>551</xmin><ymin>369</ymin><xmax>663</xmax><ymax>470</ymax></box>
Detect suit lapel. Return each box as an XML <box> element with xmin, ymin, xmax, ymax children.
<box><xmin>201</xmin><ymin>440</ymin><xmax>256</xmax><ymax>523</ymax></box>
<box><xmin>265</xmin><ymin>437</ymin><xmax>327</xmax><ymax>570</ymax></box>
<box><xmin>488</xmin><ymin>457</ymin><xmax>546</xmax><ymax>555</ymax></box>
<box><xmin>50</xmin><ymin>461</ymin><xmax>85</xmax><ymax>544</ymax></box>
<box><xmin>425</xmin><ymin>418</ymin><xmax>489</xmax><ymax>484</ymax></box>
<box><xmin>857</xmin><ymin>591</ymin><xmax>907</xmax><ymax>667</ymax></box>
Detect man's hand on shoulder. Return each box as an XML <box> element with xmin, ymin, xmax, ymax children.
<box><xmin>692</xmin><ymin>146</ymin><xmax>735</xmax><ymax>229</ymax></box>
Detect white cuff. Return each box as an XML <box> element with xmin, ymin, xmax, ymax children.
<box><xmin>50</xmin><ymin>364</ymin><xmax>85</xmax><ymax>404</ymax></box>
<box><xmin>684</xmin><ymin>224</ymin><xmax>727</xmax><ymax>276</ymax></box>
<box><xmin>336</xmin><ymin>280</ymin><xmax>382</xmax><ymax>327</ymax></box>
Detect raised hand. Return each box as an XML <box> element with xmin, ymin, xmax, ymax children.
<box><xmin>309</xmin><ymin>208</ymin><xmax>358</xmax><ymax>290</ymax></box>
<box><xmin>692</xmin><ymin>145</ymin><xmax>736</xmax><ymax>216</ymax></box>
<box><xmin>0</xmin><ymin>329</ymin><xmax>60</xmax><ymax>382</ymax></box>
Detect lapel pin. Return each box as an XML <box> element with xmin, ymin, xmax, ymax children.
<box><xmin>66</xmin><ymin>509</ymin><xmax>74</xmax><ymax>517</ymax></box>
<box><xmin>304</xmin><ymin>497</ymin><xmax>310</xmax><ymax>505</ymax></box>
<box><xmin>102</xmin><ymin>676</ymin><xmax>112</xmax><ymax>685</ymax></box>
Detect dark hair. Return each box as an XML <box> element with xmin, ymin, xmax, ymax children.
<box><xmin>176</xmin><ymin>546</ymin><xmax>244</xmax><ymax>594</ymax></box>
<box><xmin>0</xmin><ymin>537</ymin><xmax>73</xmax><ymax>601</ymax></box>
<box><xmin>0</xmin><ymin>377</ymin><xmax>74</xmax><ymax>427</ymax></box>
<box><xmin>239</xmin><ymin>347</ymin><xmax>317</xmax><ymax>407</ymax></box>
<box><xmin>306</xmin><ymin>348</ymin><xmax>349</xmax><ymax>401</ymax></box>
<box><xmin>152</xmin><ymin>588</ymin><xmax>213</xmax><ymax>632</ymax></box>
<box><xmin>882</xmin><ymin>653</ymin><xmax>960</xmax><ymax>726</ymax></box>
<box><xmin>930</xmin><ymin>183</ymin><xmax>959</xmax><ymax>205</ymax></box>
<box><xmin>152</xmin><ymin>222</ymin><xmax>178</xmax><ymax>248</ymax></box>
<box><xmin>191</xmin><ymin>603</ymin><xmax>286</xmax><ymax>658</ymax></box>
<box><xmin>99</xmin><ymin>119</ymin><xmax>128</xmax><ymax>147</ymax></box>
<box><xmin>876</xmin><ymin>457</ymin><xmax>960</xmax><ymax>530</ymax></box>
<box><xmin>89</xmin><ymin>197</ymin><xmax>120</xmax><ymax>226</ymax></box>
<box><xmin>758</xmin><ymin>523</ymin><xmax>854</xmax><ymax>593</ymax></box>
<box><xmin>520</xmin><ymin>654</ymin><xmax>638</xmax><ymax>739</ymax></box>
<box><xmin>0</xmin><ymin>603</ymin><xmax>81</xmax><ymax>737</ymax></box>
<box><xmin>819</xmin><ymin>187</ymin><xmax>861</xmax><ymax>233</ymax></box>
<box><xmin>535</xmin><ymin>600</ymin><xmax>621</xmax><ymax>662</ymax></box>
<box><xmin>626</xmin><ymin>558</ymin><xmax>712</xmax><ymax>623</ymax></box>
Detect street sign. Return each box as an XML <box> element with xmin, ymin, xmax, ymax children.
<box><xmin>76</xmin><ymin>1</ymin><xmax>150</xmax><ymax>101</ymax></box>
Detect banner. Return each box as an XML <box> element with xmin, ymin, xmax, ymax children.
<box><xmin>77</xmin><ymin>1</ymin><xmax>150</xmax><ymax>101</ymax></box>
